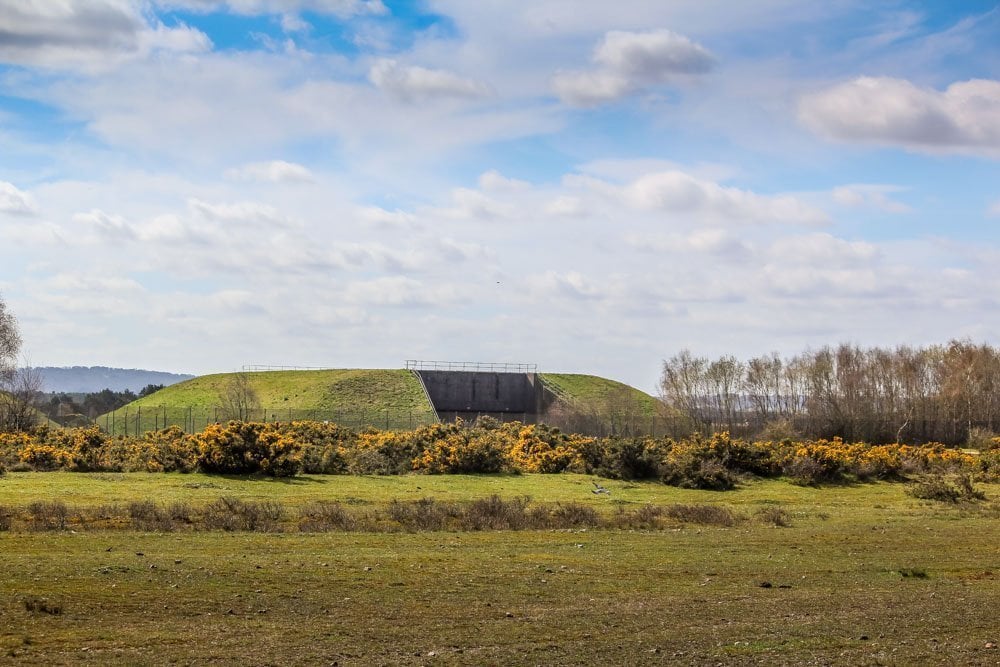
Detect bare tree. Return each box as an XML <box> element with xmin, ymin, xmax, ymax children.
<box><xmin>0</xmin><ymin>297</ymin><xmax>38</xmax><ymax>432</ymax></box>
<box><xmin>0</xmin><ymin>295</ymin><xmax>20</xmax><ymax>383</ymax></box>
<box><xmin>0</xmin><ymin>365</ymin><xmax>43</xmax><ymax>432</ymax></box>
<box><xmin>218</xmin><ymin>372</ymin><xmax>261</xmax><ymax>421</ymax></box>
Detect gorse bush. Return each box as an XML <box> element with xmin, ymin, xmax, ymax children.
<box><xmin>0</xmin><ymin>422</ymin><xmax>982</xmax><ymax>490</ymax></box>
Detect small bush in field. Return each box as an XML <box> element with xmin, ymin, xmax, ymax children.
<box><xmin>203</xmin><ymin>497</ymin><xmax>285</xmax><ymax>531</ymax></box>
<box><xmin>387</xmin><ymin>498</ymin><xmax>455</xmax><ymax>531</ymax></box>
<box><xmin>299</xmin><ymin>501</ymin><xmax>358</xmax><ymax>532</ymax></box>
<box><xmin>0</xmin><ymin>504</ymin><xmax>13</xmax><ymax>531</ymax></box>
<box><xmin>27</xmin><ymin>500</ymin><xmax>69</xmax><ymax>530</ymax></box>
<box><xmin>907</xmin><ymin>474</ymin><xmax>985</xmax><ymax>503</ymax></box>
<box><xmin>462</xmin><ymin>495</ymin><xmax>530</xmax><ymax>530</ymax></box>
<box><xmin>549</xmin><ymin>502</ymin><xmax>599</xmax><ymax>527</ymax></box>
<box><xmin>756</xmin><ymin>506</ymin><xmax>792</xmax><ymax>527</ymax></box>
<box><xmin>24</xmin><ymin>597</ymin><xmax>63</xmax><ymax>615</ymax></box>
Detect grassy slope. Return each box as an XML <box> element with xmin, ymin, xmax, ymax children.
<box><xmin>97</xmin><ymin>369</ymin><xmax>437</xmax><ymax>432</ymax></box>
<box><xmin>96</xmin><ymin>370</ymin><xmax>659</xmax><ymax>434</ymax></box>
<box><xmin>539</xmin><ymin>372</ymin><xmax>660</xmax><ymax>415</ymax></box>
<box><xmin>0</xmin><ymin>474</ymin><xmax>998</xmax><ymax>665</ymax></box>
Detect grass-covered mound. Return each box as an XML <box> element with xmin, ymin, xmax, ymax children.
<box><xmin>97</xmin><ymin>369</ymin><xmax>438</xmax><ymax>434</ymax></box>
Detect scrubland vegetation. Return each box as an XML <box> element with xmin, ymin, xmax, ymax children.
<box><xmin>2</xmin><ymin>419</ymin><xmax>998</xmax><ymax>490</ymax></box>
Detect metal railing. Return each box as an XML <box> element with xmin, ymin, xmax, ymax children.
<box><xmin>405</xmin><ymin>360</ymin><xmax>538</xmax><ymax>373</ymax></box>
<box><xmin>242</xmin><ymin>365</ymin><xmax>337</xmax><ymax>372</ymax></box>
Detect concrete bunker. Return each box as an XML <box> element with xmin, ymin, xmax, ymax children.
<box><xmin>408</xmin><ymin>361</ymin><xmax>549</xmax><ymax>423</ymax></box>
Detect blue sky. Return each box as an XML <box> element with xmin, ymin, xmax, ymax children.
<box><xmin>1</xmin><ymin>1</ymin><xmax>999</xmax><ymax>392</ymax></box>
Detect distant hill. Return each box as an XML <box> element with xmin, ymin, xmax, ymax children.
<box><xmin>32</xmin><ymin>367</ymin><xmax>195</xmax><ymax>394</ymax></box>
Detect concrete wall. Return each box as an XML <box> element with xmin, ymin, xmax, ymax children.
<box><xmin>415</xmin><ymin>371</ymin><xmax>543</xmax><ymax>418</ymax></box>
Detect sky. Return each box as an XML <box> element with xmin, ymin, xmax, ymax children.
<box><xmin>1</xmin><ymin>0</ymin><xmax>999</xmax><ymax>393</ymax></box>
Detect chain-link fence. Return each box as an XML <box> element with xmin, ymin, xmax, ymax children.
<box><xmin>100</xmin><ymin>406</ymin><xmax>439</xmax><ymax>437</ymax></box>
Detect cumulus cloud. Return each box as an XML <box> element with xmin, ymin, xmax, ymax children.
<box><xmin>768</xmin><ymin>233</ymin><xmax>878</xmax><ymax>266</ymax></box>
<box><xmin>344</xmin><ymin>276</ymin><xmax>462</xmax><ymax>307</ymax></box>
<box><xmin>832</xmin><ymin>184</ymin><xmax>910</xmax><ymax>213</ymax></box>
<box><xmin>622</xmin><ymin>171</ymin><xmax>829</xmax><ymax>226</ymax></box>
<box><xmin>553</xmin><ymin>29</ymin><xmax>715</xmax><ymax>106</ymax></box>
<box><xmin>155</xmin><ymin>0</ymin><xmax>387</xmax><ymax>18</ymax></box>
<box><xmin>369</xmin><ymin>59</ymin><xmax>492</xmax><ymax>102</ymax></box>
<box><xmin>189</xmin><ymin>199</ymin><xmax>302</xmax><ymax>229</ymax></box>
<box><xmin>0</xmin><ymin>181</ymin><xmax>36</xmax><ymax>216</ymax></box>
<box><xmin>529</xmin><ymin>271</ymin><xmax>604</xmax><ymax>301</ymax></box>
<box><xmin>799</xmin><ymin>76</ymin><xmax>1000</xmax><ymax>156</ymax></box>
<box><xmin>0</xmin><ymin>1</ymin><xmax>210</xmax><ymax>70</ymax></box>
<box><xmin>357</xmin><ymin>206</ymin><xmax>419</xmax><ymax>229</ymax></box>
<box><xmin>225</xmin><ymin>160</ymin><xmax>316</xmax><ymax>184</ymax></box>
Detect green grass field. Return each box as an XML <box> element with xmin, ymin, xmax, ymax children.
<box><xmin>1</xmin><ymin>472</ymin><xmax>998</xmax><ymax>665</ymax></box>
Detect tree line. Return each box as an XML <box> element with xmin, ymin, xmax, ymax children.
<box><xmin>661</xmin><ymin>341</ymin><xmax>1000</xmax><ymax>446</ymax></box>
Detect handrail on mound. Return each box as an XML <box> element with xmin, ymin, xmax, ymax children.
<box><xmin>405</xmin><ymin>360</ymin><xmax>538</xmax><ymax>374</ymax></box>
<box><xmin>242</xmin><ymin>364</ymin><xmax>337</xmax><ymax>372</ymax></box>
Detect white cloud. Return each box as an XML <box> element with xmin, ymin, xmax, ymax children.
<box><xmin>477</xmin><ymin>170</ymin><xmax>529</xmax><ymax>192</ymax></box>
<box><xmin>189</xmin><ymin>199</ymin><xmax>300</xmax><ymax>228</ymax></box>
<box><xmin>344</xmin><ymin>276</ymin><xmax>462</xmax><ymax>307</ymax></box>
<box><xmin>799</xmin><ymin>76</ymin><xmax>1000</xmax><ymax>156</ymax></box>
<box><xmin>225</xmin><ymin>160</ymin><xmax>316</xmax><ymax>184</ymax></box>
<box><xmin>154</xmin><ymin>0</ymin><xmax>387</xmax><ymax>17</ymax></box>
<box><xmin>369</xmin><ymin>59</ymin><xmax>492</xmax><ymax>102</ymax></box>
<box><xmin>551</xmin><ymin>70</ymin><xmax>632</xmax><ymax>107</ymax></box>
<box><xmin>553</xmin><ymin>29</ymin><xmax>714</xmax><ymax>106</ymax></box>
<box><xmin>0</xmin><ymin>1</ymin><xmax>210</xmax><ymax>70</ymax></box>
<box><xmin>529</xmin><ymin>271</ymin><xmax>604</xmax><ymax>301</ymax></box>
<box><xmin>594</xmin><ymin>29</ymin><xmax>715</xmax><ymax>79</ymax></box>
<box><xmin>622</xmin><ymin>171</ymin><xmax>828</xmax><ymax>226</ymax></box>
<box><xmin>768</xmin><ymin>233</ymin><xmax>878</xmax><ymax>266</ymax></box>
<box><xmin>831</xmin><ymin>184</ymin><xmax>911</xmax><ymax>213</ymax></box>
<box><xmin>357</xmin><ymin>206</ymin><xmax>419</xmax><ymax>229</ymax></box>
<box><xmin>0</xmin><ymin>181</ymin><xmax>36</xmax><ymax>216</ymax></box>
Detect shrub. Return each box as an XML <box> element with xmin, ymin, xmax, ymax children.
<box><xmin>202</xmin><ymin>497</ymin><xmax>285</xmax><ymax>531</ymax></box>
<box><xmin>461</xmin><ymin>495</ymin><xmax>530</xmax><ymax>530</ymax></box>
<box><xmin>599</xmin><ymin>438</ymin><xmax>664</xmax><ymax>480</ymax></box>
<box><xmin>19</xmin><ymin>444</ymin><xmax>72</xmax><ymax>471</ymax></box>
<box><xmin>27</xmin><ymin>500</ymin><xmax>69</xmax><ymax>530</ymax></box>
<box><xmin>299</xmin><ymin>501</ymin><xmax>358</xmax><ymax>532</ymax></box>
<box><xmin>194</xmin><ymin>422</ymin><xmax>301</xmax><ymax>476</ymax></box>
<box><xmin>507</xmin><ymin>424</ymin><xmax>581</xmax><ymax>473</ymax></box>
<box><xmin>386</xmin><ymin>498</ymin><xmax>456</xmax><ymax>531</ymax></box>
<box><xmin>128</xmin><ymin>500</ymin><xmax>173</xmax><ymax>531</ymax></box>
<box><xmin>978</xmin><ymin>449</ymin><xmax>1000</xmax><ymax>482</ymax></box>
<box><xmin>348</xmin><ymin>429</ymin><xmax>422</xmax><ymax>475</ymax></box>
<box><xmin>548</xmin><ymin>502</ymin><xmax>599</xmax><ymax>527</ymax></box>
<box><xmin>907</xmin><ymin>474</ymin><xmax>985</xmax><ymax>503</ymax></box>
<box><xmin>756</xmin><ymin>506</ymin><xmax>792</xmax><ymax>527</ymax></box>
<box><xmin>413</xmin><ymin>430</ymin><xmax>509</xmax><ymax>474</ymax></box>
<box><xmin>0</xmin><ymin>504</ymin><xmax>12</xmax><ymax>531</ymax></box>
<box><xmin>661</xmin><ymin>440</ymin><xmax>738</xmax><ymax>490</ymax></box>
